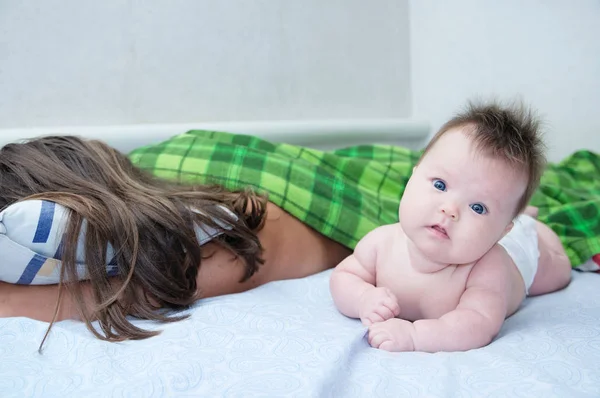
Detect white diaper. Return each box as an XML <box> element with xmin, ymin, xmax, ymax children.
<box><xmin>498</xmin><ymin>214</ymin><xmax>539</xmax><ymax>295</ymax></box>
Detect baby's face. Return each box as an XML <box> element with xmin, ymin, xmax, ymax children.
<box><xmin>399</xmin><ymin>128</ymin><xmax>527</xmax><ymax>264</ymax></box>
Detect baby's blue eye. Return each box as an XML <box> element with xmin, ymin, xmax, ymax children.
<box><xmin>433</xmin><ymin>179</ymin><xmax>446</xmax><ymax>191</ymax></box>
<box><xmin>470</xmin><ymin>203</ymin><xmax>488</xmax><ymax>215</ymax></box>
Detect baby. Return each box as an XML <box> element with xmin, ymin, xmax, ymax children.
<box><xmin>329</xmin><ymin>102</ymin><xmax>572</xmax><ymax>352</ymax></box>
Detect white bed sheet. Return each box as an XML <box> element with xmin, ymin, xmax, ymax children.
<box><xmin>1</xmin><ymin>270</ymin><xmax>599</xmax><ymax>398</ymax></box>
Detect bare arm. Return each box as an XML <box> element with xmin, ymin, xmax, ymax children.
<box><xmin>330</xmin><ymin>227</ymin><xmax>400</xmax><ymax>323</ymax></box>
<box><xmin>0</xmin><ymin>281</ymin><xmax>98</xmax><ymax>322</ymax></box>
<box><xmin>329</xmin><ymin>230</ymin><xmax>380</xmax><ymax>317</ymax></box>
<box><xmin>410</xmin><ymin>247</ymin><xmax>510</xmax><ymax>352</ymax></box>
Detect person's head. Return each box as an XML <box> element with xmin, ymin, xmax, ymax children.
<box><xmin>399</xmin><ymin>100</ymin><xmax>546</xmax><ymax>264</ymax></box>
<box><xmin>0</xmin><ymin>135</ymin><xmax>267</xmax><ymax>348</ymax></box>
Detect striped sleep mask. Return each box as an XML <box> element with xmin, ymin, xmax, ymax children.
<box><xmin>0</xmin><ymin>200</ymin><xmax>235</xmax><ymax>285</ymax></box>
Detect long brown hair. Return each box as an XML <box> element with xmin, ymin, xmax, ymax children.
<box><xmin>0</xmin><ymin>135</ymin><xmax>266</xmax><ymax>348</ymax></box>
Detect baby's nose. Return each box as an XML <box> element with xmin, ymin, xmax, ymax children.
<box><xmin>441</xmin><ymin>205</ymin><xmax>459</xmax><ymax>221</ymax></box>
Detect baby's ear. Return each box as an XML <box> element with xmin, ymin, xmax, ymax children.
<box><xmin>501</xmin><ymin>221</ymin><xmax>514</xmax><ymax>239</ymax></box>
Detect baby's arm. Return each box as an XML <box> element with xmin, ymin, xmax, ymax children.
<box><xmin>330</xmin><ymin>228</ymin><xmax>400</xmax><ymax>325</ymax></box>
<box><xmin>413</xmin><ymin>247</ymin><xmax>509</xmax><ymax>351</ymax></box>
<box><xmin>369</xmin><ymin>246</ymin><xmax>509</xmax><ymax>352</ymax></box>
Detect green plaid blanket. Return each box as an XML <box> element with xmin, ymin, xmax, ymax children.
<box><xmin>129</xmin><ymin>130</ymin><xmax>600</xmax><ymax>269</ymax></box>
<box><xmin>530</xmin><ymin>150</ymin><xmax>600</xmax><ymax>267</ymax></box>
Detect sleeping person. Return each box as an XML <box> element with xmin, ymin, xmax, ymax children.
<box><xmin>0</xmin><ymin>135</ymin><xmax>351</xmax><ymax>347</ymax></box>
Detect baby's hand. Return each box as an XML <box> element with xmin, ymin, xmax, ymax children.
<box><xmin>358</xmin><ymin>287</ymin><xmax>400</xmax><ymax>326</ymax></box>
<box><xmin>368</xmin><ymin>318</ymin><xmax>415</xmax><ymax>352</ymax></box>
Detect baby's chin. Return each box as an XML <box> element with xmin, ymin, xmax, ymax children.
<box><xmin>404</xmin><ymin>228</ymin><xmax>490</xmax><ymax>265</ymax></box>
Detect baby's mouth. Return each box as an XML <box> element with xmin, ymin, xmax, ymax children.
<box><xmin>430</xmin><ymin>225</ymin><xmax>448</xmax><ymax>237</ymax></box>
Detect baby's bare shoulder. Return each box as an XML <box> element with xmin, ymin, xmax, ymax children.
<box><xmin>467</xmin><ymin>244</ymin><xmax>513</xmax><ymax>290</ymax></box>
<box><xmin>356</xmin><ymin>223</ymin><xmax>401</xmax><ymax>249</ymax></box>
<box><xmin>355</xmin><ymin>223</ymin><xmax>405</xmax><ymax>266</ymax></box>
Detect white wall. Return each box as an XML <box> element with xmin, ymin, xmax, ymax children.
<box><xmin>2</xmin><ymin>1</ymin><xmax>599</xmax><ymax>161</ymax></box>
<box><xmin>0</xmin><ymin>0</ymin><xmax>411</xmax><ymax>128</ymax></box>
<box><xmin>409</xmin><ymin>0</ymin><xmax>600</xmax><ymax>161</ymax></box>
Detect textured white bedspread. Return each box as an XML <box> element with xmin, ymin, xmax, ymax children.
<box><xmin>1</xmin><ymin>270</ymin><xmax>599</xmax><ymax>397</ymax></box>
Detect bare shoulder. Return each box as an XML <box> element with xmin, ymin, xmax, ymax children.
<box><xmin>466</xmin><ymin>244</ymin><xmax>512</xmax><ymax>292</ymax></box>
<box><xmin>354</xmin><ymin>223</ymin><xmax>400</xmax><ymax>267</ymax></box>
<box><xmin>355</xmin><ymin>224</ymin><xmax>398</xmax><ymax>254</ymax></box>
<box><xmin>465</xmin><ymin>243</ymin><xmax>526</xmax><ymax>317</ymax></box>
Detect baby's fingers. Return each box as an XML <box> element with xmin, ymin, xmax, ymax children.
<box><xmin>383</xmin><ymin>299</ymin><xmax>401</xmax><ymax>317</ymax></box>
<box><xmin>378</xmin><ymin>340</ymin><xmax>397</xmax><ymax>351</ymax></box>
<box><xmin>380</xmin><ymin>290</ymin><xmax>400</xmax><ymax>315</ymax></box>
<box><xmin>368</xmin><ymin>327</ymin><xmax>390</xmax><ymax>349</ymax></box>
<box><xmin>361</xmin><ymin>313</ymin><xmax>384</xmax><ymax>326</ymax></box>
<box><xmin>373</xmin><ymin>305</ymin><xmax>396</xmax><ymax>322</ymax></box>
